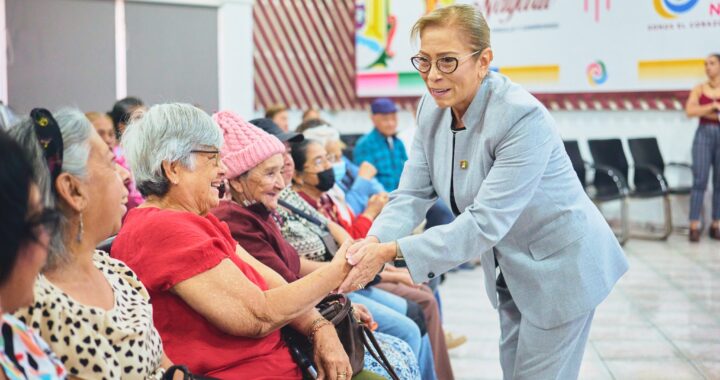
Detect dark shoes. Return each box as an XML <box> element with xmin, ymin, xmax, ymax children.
<box><xmin>689</xmin><ymin>227</ymin><xmax>701</xmax><ymax>242</ymax></box>
<box><xmin>711</xmin><ymin>224</ymin><xmax>720</xmax><ymax>240</ymax></box>
<box><xmin>690</xmin><ymin>224</ymin><xmax>720</xmax><ymax>242</ymax></box>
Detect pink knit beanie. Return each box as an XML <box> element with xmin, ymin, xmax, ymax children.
<box><xmin>212</xmin><ymin>110</ymin><xmax>285</xmax><ymax>179</ymax></box>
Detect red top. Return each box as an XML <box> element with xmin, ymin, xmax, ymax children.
<box><xmin>297</xmin><ymin>192</ymin><xmax>372</xmax><ymax>239</ymax></box>
<box><xmin>211</xmin><ymin>200</ymin><xmax>301</xmax><ymax>283</ymax></box>
<box><xmin>111</xmin><ymin>207</ymin><xmax>301</xmax><ymax>380</ymax></box>
<box><xmin>699</xmin><ymin>92</ymin><xmax>720</xmax><ymax>125</ymax></box>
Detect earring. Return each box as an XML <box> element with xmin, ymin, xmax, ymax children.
<box><xmin>76</xmin><ymin>213</ymin><xmax>84</xmax><ymax>243</ymax></box>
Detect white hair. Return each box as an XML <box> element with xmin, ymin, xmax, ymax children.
<box><xmin>302</xmin><ymin>125</ymin><xmax>341</xmax><ymax>147</ymax></box>
<box><xmin>121</xmin><ymin>103</ymin><xmax>223</xmax><ymax>197</ymax></box>
<box><xmin>8</xmin><ymin>108</ymin><xmax>92</xmax><ymax>269</ymax></box>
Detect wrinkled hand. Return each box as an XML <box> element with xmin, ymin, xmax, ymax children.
<box><xmin>357</xmin><ymin>162</ymin><xmax>378</xmax><ymax>180</ymax></box>
<box><xmin>330</xmin><ymin>241</ymin><xmax>353</xmax><ymax>282</ymax></box>
<box><xmin>338</xmin><ymin>238</ymin><xmax>393</xmax><ymax>293</ymax></box>
<box><xmin>352</xmin><ymin>303</ymin><xmax>374</xmax><ymax>326</ymax></box>
<box><xmin>313</xmin><ymin>325</ymin><xmax>353</xmax><ymax>380</ymax></box>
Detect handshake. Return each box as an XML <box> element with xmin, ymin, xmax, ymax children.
<box><xmin>331</xmin><ymin>237</ymin><xmax>399</xmax><ymax>294</ymax></box>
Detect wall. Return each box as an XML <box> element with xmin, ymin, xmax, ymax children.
<box><xmin>2</xmin><ymin>0</ymin><xmax>254</xmax><ymax>115</ymax></box>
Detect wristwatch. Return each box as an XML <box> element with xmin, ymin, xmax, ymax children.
<box><xmin>393</xmin><ymin>241</ymin><xmax>407</xmax><ymax>268</ymax></box>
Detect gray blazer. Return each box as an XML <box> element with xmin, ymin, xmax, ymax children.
<box><xmin>368</xmin><ymin>72</ymin><xmax>628</xmax><ymax>329</ymax></box>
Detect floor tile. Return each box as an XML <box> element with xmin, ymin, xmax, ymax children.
<box><xmin>442</xmin><ymin>235</ymin><xmax>718</xmax><ymax>379</ymax></box>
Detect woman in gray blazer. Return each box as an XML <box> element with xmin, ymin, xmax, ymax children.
<box><xmin>340</xmin><ymin>5</ymin><xmax>628</xmax><ymax>379</ymax></box>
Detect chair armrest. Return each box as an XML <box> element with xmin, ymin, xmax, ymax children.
<box><xmin>586</xmin><ymin>162</ymin><xmax>629</xmax><ymax>195</ymax></box>
<box><xmin>633</xmin><ymin>164</ymin><xmax>668</xmax><ymax>192</ymax></box>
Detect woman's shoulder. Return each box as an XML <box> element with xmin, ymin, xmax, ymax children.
<box><xmin>94</xmin><ymin>250</ymin><xmax>149</xmax><ymax>295</ymax></box>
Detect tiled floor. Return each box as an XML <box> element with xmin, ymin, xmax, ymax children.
<box><xmin>440</xmin><ymin>235</ymin><xmax>720</xmax><ymax>380</ymax></box>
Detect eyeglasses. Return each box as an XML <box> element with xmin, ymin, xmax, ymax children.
<box><xmin>191</xmin><ymin>149</ymin><xmax>221</xmax><ymax>166</ymax></box>
<box><xmin>410</xmin><ymin>51</ymin><xmax>481</xmax><ymax>74</ymax></box>
<box><xmin>304</xmin><ymin>154</ymin><xmax>333</xmax><ymax>170</ymax></box>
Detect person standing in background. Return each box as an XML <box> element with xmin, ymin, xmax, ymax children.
<box><xmin>685</xmin><ymin>53</ymin><xmax>720</xmax><ymax>242</ymax></box>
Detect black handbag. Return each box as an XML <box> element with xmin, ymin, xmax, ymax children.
<box><xmin>282</xmin><ymin>294</ymin><xmax>400</xmax><ymax>380</ymax></box>
<box><xmin>162</xmin><ymin>365</ymin><xmax>218</xmax><ymax>380</ymax></box>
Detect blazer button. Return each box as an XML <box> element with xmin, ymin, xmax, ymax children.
<box><xmin>428</xmin><ymin>272</ymin><xmax>435</xmax><ymax>279</ymax></box>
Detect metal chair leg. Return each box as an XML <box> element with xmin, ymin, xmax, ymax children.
<box><xmin>618</xmin><ymin>197</ymin><xmax>630</xmax><ymax>245</ymax></box>
<box><xmin>629</xmin><ymin>195</ymin><xmax>673</xmax><ymax>241</ymax></box>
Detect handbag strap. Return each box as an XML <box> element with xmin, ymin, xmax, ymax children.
<box><xmin>163</xmin><ymin>365</ymin><xmax>219</xmax><ymax>380</ymax></box>
<box><xmin>361</xmin><ymin>326</ymin><xmax>401</xmax><ymax>380</ymax></box>
<box><xmin>279</xmin><ymin>199</ymin><xmax>324</xmax><ymax>227</ymax></box>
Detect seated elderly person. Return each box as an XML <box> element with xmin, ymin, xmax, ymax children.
<box><xmin>0</xmin><ymin>129</ymin><xmax>66</xmax><ymax>379</ymax></box>
<box><xmin>112</xmin><ymin>103</ymin><xmax>355</xmax><ymax>380</ymax></box>
<box><xmin>301</xmin><ymin>121</ymin><xmax>386</xmax><ymax>216</ymax></box>
<box><xmin>250</xmin><ymin>118</ymin><xmax>353</xmax><ymax>261</ymax></box>
<box><xmin>209</xmin><ymin>111</ymin><xmax>420</xmax><ymax>379</ymax></box>
<box><xmin>250</xmin><ymin>118</ymin><xmax>439</xmax><ymax>380</ymax></box>
<box><xmin>291</xmin><ymin>139</ymin><xmax>388</xmax><ymax>239</ymax></box>
<box><xmin>10</xmin><ymin>109</ymin><xmax>173</xmax><ymax>379</ymax></box>
<box><xmin>292</xmin><ymin>139</ymin><xmax>454</xmax><ymax>379</ymax></box>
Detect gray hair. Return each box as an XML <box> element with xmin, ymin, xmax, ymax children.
<box><xmin>8</xmin><ymin>108</ymin><xmax>92</xmax><ymax>269</ymax></box>
<box><xmin>302</xmin><ymin>125</ymin><xmax>341</xmax><ymax>147</ymax></box>
<box><xmin>121</xmin><ymin>103</ymin><xmax>223</xmax><ymax>197</ymax></box>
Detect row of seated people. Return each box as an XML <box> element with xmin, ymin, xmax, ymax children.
<box><xmin>0</xmin><ymin>103</ymin><xmax>454</xmax><ymax>380</ymax></box>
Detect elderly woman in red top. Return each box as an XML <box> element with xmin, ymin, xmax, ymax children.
<box><xmin>112</xmin><ymin>103</ymin><xmax>354</xmax><ymax>380</ymax></box>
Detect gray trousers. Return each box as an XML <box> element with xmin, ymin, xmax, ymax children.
<box><xmin>496</xmin><ymin>274</ymin><xmax>594</xmax><ymax>380</ymax></box>
<box><xmin>690</xmin><ymin>123</ymin><xmax>720</xmax><ymax>221</ymax></box>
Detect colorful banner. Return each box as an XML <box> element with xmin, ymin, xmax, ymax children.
<box><xmin>355</xmin><ymin>0</ymin><xmax>717</xmax><ymax>96</ymax></box>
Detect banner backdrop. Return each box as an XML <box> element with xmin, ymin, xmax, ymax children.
<box><xmin>355</xmin><ymin>0</ymin><xmax>718</xmax><ymax>97</ymax></box>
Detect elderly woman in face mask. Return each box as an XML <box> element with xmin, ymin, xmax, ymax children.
<box><xmin>112</xmin><ymin>103</ymin><xmax>355</xmax><ymax>380</ymax></box>
<box><xmin>292</xmin><ymin>134</ymin><xmax>454</xmax><ymax>380</ymax></box>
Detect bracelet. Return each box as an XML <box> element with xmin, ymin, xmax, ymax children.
<box><xmin>308</xmin><ymin>320</ymin><xmax>333</xmax><ymax>344</ymax></box>
<box><xmin>307</xmin><ymin>317</ymin><xmax>327</xmax><ymax>335</ymax></box>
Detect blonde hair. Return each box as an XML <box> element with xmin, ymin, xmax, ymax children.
<box><xmin>85</xmin><ymin>111</ymin><xmax>112</xmax><ymax>126</ymax></box>
<box><xmin>411</xmin><ymin>4</ymin><xmax>490</xmax><ymax>52</ymax></box>
<box><xmin>265</xmin><ymin>104</ymin><xmax>288</xmax><ymax>119</ymax></box>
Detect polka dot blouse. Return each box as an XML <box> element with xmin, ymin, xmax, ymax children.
<box><xmin>14</xmin><ymin>250</ymin><xmax>164</xmax><ymax>379</ymax></box>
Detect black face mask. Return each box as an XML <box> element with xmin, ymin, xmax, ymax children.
<box><xmin>314</xmin><ymin>168</ymin><xmax>336</xmax><ymax>192</ymax></box>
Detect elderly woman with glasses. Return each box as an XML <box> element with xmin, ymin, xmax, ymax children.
<box><xmin>9</xmin><ymin>108</ymin><xmax>179</xmax><ymax>379</ymax></box>
<box><xmin>112</xmin><ymin>103</ymin><xmax>356</xmax><ymax>380</ymax></box>
<box><xmin>291</xmin><ymin>139</ymin><xmax>389</xmax><ymax>240</ymax></box>
<box><xmin>0</xmin><ymin>129</ymin><xmax>66</xmax><ymax>379</ymax></box>
<box><xmin>341</xmin><ymin>5</ymin><xmax>628</xmax><ymax>379</ymax></box>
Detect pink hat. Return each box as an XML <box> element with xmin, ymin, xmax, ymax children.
<box><xmin>212</xmin><ymin>110</ymin><xmax>285</xmax><ymax>179</ymax></box>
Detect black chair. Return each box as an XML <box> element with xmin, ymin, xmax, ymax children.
<box><xmin>97</xmin><ymin>235</ymin><xmax>115</xmax><ymax>253</ymax></box>
<box><xmin>588</xmin><ymin>138</ymin><xmax>672</xmax><ymax>240</ymax></box>
<box><xmin>628</xmin><ymin>137</ymin><xmax>694</xmax><ymax>232</ymax></box>
<box><xmin>563</xmin><ymin>140</ymin><xmax>629</xmax><ymax>245</ymax></box>
<box><xmin>627</xmin><ymin>137</ymin><xmax>692</xmax><ymax>195</ymax></box>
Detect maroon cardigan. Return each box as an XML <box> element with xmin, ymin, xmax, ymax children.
<box><xmin>211</xmin><ymin>200</ymin><xmax>301</xmax><ymax>282</ymax></box>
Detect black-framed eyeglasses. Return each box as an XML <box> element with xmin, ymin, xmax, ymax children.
<box><xmin>190</xmin><ymin>149</ymin><xmax>221</xmax><ymax>166</ymax></box>
<box><xmin>410</xmin><ymin>50</ymin><xmax>481</xmax><ymax>74</ymax></box>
